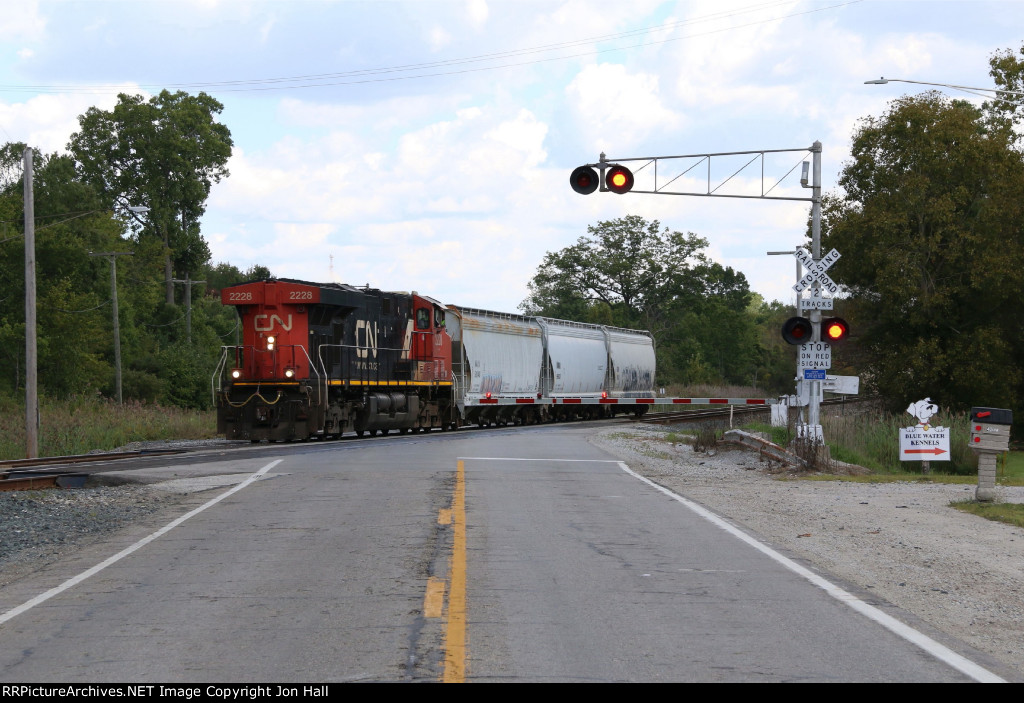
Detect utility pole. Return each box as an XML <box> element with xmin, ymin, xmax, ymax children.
<box><xmin>90</xmin><ymin>251</ymin><xmax>134</xmax><ymax>404</ymax></box>
<box><xmin>23</xmin><ymin>147</ymin><xmax>37</xmax><ymax>458</ymax></box>
<box><xmin>171</xmin><ymin>274</ymin><xmax>206</xmax><ymax>343</ymax></box>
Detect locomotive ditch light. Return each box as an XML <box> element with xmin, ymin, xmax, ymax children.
<box><xmin>284</xmin><ymin>368</ymin><xmax>295</xmax><ymax>378</ymax></box>
<box><xmin>231</xmin><ymin>368</ymin><xmax>242</xmax><ymax>379</ymax></box>
<box><xmin>570</xmin><ymin>165</ymin><xmax>600</xmax><ymax>195</ymax></box>
<box><xmin>781</xmin><ymin>316</ymin><xmax>813</xmax><ymax>345</ymax></box>
<box><xmin>604</xmin><ymin>164</ymin><xmax>634</xmax><ymax>194</ymax></box>
<box><xmin>822</xmin><ymin>317</ymin><xmax>850</xmax><ymax>343</ymax></box>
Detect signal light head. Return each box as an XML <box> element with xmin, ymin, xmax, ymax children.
<box><xmin>570</xmin><ymin>165</ymin><xmax>599</xmax><ymax>195</ymax></box>
<box><xmin>781</xmin><ymin>317</ymin><xmax>813</xmax><ymax>345</ymax></box>
<box><xmin>604</xmin><ymin>164</ymin><xmax>634</xmax><ymax>194</ymax></box>
<box><xmin>822</xmin><ymin>317</ymin><xmax>849</xmax><ymax>343</ymax></box>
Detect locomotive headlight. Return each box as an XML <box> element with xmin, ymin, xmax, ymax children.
<box><xmin>266</xmin><ymin>335</ymin><xmax>275</xmax><ymax>351</ymax></box>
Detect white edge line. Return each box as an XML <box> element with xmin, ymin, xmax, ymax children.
<box><xmin>614</xmin><ymin>461</ymin><xmax>1005</xmax><ymax>684</ymax></box>
<box><xmin>459</xmin><ymin>456</ymin><xmax>621</xmax><ymax>462</ymax></box>
<box><xmin>0</xmin><ymin>459</ymin><xmax>283</xmax><ymax>627</ymax></box>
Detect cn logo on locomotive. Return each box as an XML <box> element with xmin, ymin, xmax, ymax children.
<box><xmin>254</xmin><ymin>314</ymin><xmax>293</xmax><ymax>332</ymax></box>
<box><xmin>356</xmin><ymin>319</ymin><xmax>379</xmax><ymax>359</ymax></box>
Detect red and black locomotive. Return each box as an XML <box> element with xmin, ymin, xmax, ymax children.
<box><xmin>216</xmin><ymin>279</ymin><xmax>455</xmax><ymax>441</ymax></box>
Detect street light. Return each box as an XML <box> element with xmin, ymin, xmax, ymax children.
<box><xmin>865</xmin><ymin>77</ymin><xmax>1024</xmax><ymax>101</ymax></box>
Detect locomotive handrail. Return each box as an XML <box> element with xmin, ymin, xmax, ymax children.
<box><xmin>212</xmin><ymin>343</ymin><xmax>321</xmax><ymax>407</ymax></box>
<box><xmin>212</xmin><ymin>346</ymin><xmax>231</xmax><ymax>406</ymax></box>
<box><xmin>316</xmin><ymin>343</ymin><xmax>413</xmax><ymax>402</ymax></box>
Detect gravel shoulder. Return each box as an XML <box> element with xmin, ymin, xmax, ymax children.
<box><xmin>590</xmin><ymin>424</ymin><xmax>1024</xmax><ymax>680</ymax></box>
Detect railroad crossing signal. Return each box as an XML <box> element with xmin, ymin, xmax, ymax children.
<box><xmin>822</xmin><ymin>317</ymin><xmax>849</xmax><ymax>343</ymax></box>
<box><xmin>605</xmin><ymin>164</ymin><xmax>634</xmax><ymax>194</ymax></box>
<box><xmin>569</xmin><ymin>166</ymin><xmax>599</xmax><ymax>195</ymax></box>
<box><xmin>569</xmin><ymin>163</ymin><xmax>634</xmax><ymax>195</ymax></box>
<box><xmin>781</xmin><ymin>317</ymin><xmax>812</xmax><ymax>345</ymax></box>
<box><xmin>793</xmin><ymin>247</ymin><xmax>840</xmax><ymax>294</ymax></box>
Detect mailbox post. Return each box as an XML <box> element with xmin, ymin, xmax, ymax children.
<box><xmin>969</xmin><ymin>407</ymin><xmax>1013</xmax><ymax>502</ymax></box>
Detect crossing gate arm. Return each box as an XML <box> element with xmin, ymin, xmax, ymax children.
<box><xmin>467</xmin><ymin>397</ymin><xmax>775</xmax><ymax>406</ymax></box>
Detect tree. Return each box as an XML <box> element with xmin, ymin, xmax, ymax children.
<box><xmin>0</xmin><ymin>145</ymin><xmax>125</xmax><ymax>396</ymax></box>
<box><xmin>68</xmin><ymin>90</ymin><xmax>233</xmax><ymax>305</ymax></box>
<box><xmin>820</xmin><ymin>88</ymin><xmax>1024</xmax><ymax>416</ymax></box>
<box><xmin>521</xmin><ymin>215</ymin><xmax>760</xmax><ymax>386</ymax></box>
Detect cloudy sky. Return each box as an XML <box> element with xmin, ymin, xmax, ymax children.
<box><xmin>1</xmin><ymin>0</ymin><xmax>1019</xmax><ymax>312</ymax></box>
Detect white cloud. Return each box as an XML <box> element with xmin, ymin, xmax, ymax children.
<box><xmin>0</xmin><ymin>1</ymin><xmax>46</xmax><ymax>41</ymax></box>
<box><xmin>0</xmin><ymin>90</ymin><xmax>142</xmax><ymax>154</ymax></box>
<box><xmin>428</xmin><ymin>25</ymin><xmax>452</xmax><ymax>51</ymax></box>
<box><xmin>566</xmin><ymin>63</ymin><xmax>680</xmax><ymax>152</ymax></box>
<box><xmin>466</xmin><ymin>0</ymin><xmax>489</xmax><ymax>30</ymax></box>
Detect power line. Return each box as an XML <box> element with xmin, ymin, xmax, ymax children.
<box><xmin>0</xmin><ymin>1</ymin><xmax>862</xmax><ymax>95</ymax></box>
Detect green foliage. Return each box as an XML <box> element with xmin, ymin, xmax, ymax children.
<box><xmin>821</xmin><ymin>71</ymin><xmax>1024</xmax><ymax>425</ymax></box>
<box><xmin>520</xmin><ymin>215</ymin><xmax>785</xmax><ymax>391</ymax></box>
<box><xmin>0</xmin><ymin>134</ymin><xmax>269</xmax><ymax>411</ymax></box>
<box><xmin>68</xmin><ymin>90</ymin><xmax>233</xmax><ymax>304</ymax></box>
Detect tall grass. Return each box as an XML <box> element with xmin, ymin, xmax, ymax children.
<box><xmin>820</xmin><ymin>409</ymin><xmax>977</xmax><ymax>475</ymax></box>
<box><xmin>0</xmin><ymin>394</ymin><xmax>217</xmax><ymax>460</ymax></box>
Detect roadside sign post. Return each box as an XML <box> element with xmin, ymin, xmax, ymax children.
<box><xmin>792</xmin><ymin>243</ymin><xmax>840</xmax><ymax>445</ymax></box>
<box><xmin>901</xmin><ymin>399</ymin><xmax>950</xmax><ymax>475</ymax></box>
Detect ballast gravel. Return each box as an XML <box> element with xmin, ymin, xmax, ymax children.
<box><xmin>1</xmin><ymin>429</ymin><xmax>1023</xmax><ymax>679</ymax></box>
<box><xmin>590</xmin><ymin>425</ymin><xmax>1024</xmax><ymax>680</ymax></box>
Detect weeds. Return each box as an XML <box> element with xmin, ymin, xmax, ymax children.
<box><xmin>691</xmin><ymin>425</ymin><xmax>719</xmax><ymax>453</ymax></box>
<box><xmin>950</xmin><ymin>500</ymin><xmax>1024</xmax><ymax>528</ymax></box>
<box><xmin>0</xmin><ymin>394</ymin><xmax>216</xmax><ymax>460</ymax></box>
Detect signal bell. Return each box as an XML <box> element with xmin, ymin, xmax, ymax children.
<box><xmin>822</xmin><ymin>317</ymin><xmax>849</xmax><ymax>343</ymax></box>
<box><xmin>781</xmin><ymin>317</ymin><xmax>812</xmax><ymax>345</ymax></box>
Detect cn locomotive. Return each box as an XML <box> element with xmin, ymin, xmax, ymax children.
<box><xmin>214</xmin><ymin>278</ymin><xmax>656</xmax><ymax>441</ymax></box>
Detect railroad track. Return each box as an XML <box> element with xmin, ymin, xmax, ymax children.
<box><xmin>0</xmin><ymin>397</ymin><xmax>874</xmax><ymax>489</ymax></box>
<box><xmin>640</xmin><ymin>396</ymin><xmax>873</xmax><ymax>426</ymax></box>
<box><xmin>0</xmin><ymin>449</ymin><xmax>186</xmax><ymax>491</ymax></box>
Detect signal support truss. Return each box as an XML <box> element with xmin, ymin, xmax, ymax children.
<box><xmin>583</xmin><ymin>146</ymin><xmax>818</xmax><ymax>203</ymax></box>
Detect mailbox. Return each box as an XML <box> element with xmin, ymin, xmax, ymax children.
<box><xmin>969</xmin><ymin>407</ymin><xmax>1012</xmax><ymax>453</ymax></box>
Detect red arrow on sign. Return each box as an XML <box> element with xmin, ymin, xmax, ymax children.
<box><xmin>904</xmin><ymin>448</ymin><xmax>948</xmax><ymax>455</ymax></box>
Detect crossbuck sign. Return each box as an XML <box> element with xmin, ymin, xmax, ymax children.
<box><xmin>793</xmin><ymin>247</ymin><xmax>840</xmax><ymax>294</ymax></box>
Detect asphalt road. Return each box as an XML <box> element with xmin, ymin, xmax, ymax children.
<box><xmin>0</xmin><ymin>424</ymin><xmax>994</xmax><ymax>682</ymax></box>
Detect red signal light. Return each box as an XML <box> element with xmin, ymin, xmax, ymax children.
<box><xmin>604</xmin><ymin>164</ymin><xmax>634</xmax><ymax>194</ymax></box>
<box><xmin>570</xmin><ymin>165</ymin><xmax>600</xmax><ymax>195</ymax></box>
<box><xmin>781</xmin><ymin>317</ymin><xmax>812</xmax><ymax>345</ymax></box>
<box><xmin>822</xmin><ymin>317</ymin><xmax>849</xmax><ymax>343</ymax></box>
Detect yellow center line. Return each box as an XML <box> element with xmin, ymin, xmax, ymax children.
<box><xmin>442</xmin><ymin>459</ymin><xmax>467</xmax><ymax>682</ymax></box>
<box><xmin>423</xmin><ymin>577</ymin><xmax>446</xmax><ymax>619</ymax></box>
